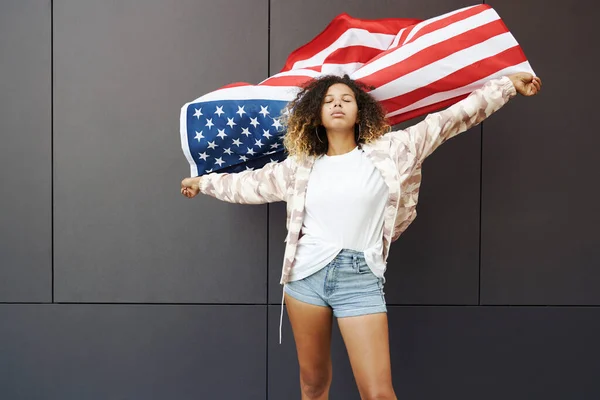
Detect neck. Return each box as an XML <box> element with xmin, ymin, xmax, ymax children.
<box><xmin>325</xmin><ymin>129</ymin><xmax>357</xmax><ymax>156</ymax></box>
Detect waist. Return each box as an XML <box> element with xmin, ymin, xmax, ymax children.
<box><xmin>334</xmin><ymin>248</ymin><xmax>366</xmax><ymax>260</ymax></box>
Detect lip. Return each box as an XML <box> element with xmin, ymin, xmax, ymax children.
<box><xmin>331</xmin><ymin>111</ymin><xmax>345</xmax><ymax>117</ymax></box>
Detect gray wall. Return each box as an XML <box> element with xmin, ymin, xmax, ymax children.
<box><xmin>1</xmin><ymin>0</ymin><xmax>599</xmax><ymax>399</ymax></box>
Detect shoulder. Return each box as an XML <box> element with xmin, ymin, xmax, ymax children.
<box><xmin>365</xmin><ymin>129</ymin><xmax>410</xmax><ymax>152</ymax></box>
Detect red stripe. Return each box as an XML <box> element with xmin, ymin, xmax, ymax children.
<box><xmin>397</xmin><ymin>25</ymin><xmax>416</xmax><ymax>46</ymax></box>
<box><xmin>280</xmin><ymin>14</ymin><xmax>421</xmax><ymax>72</ymax></box>
<box><xmin>220</xmin><ymin>82</ymin><xmax>251</xmax><ymax>89</ymax></box>
<box><xmin>305</xmin><ymin>65</ymin><xmax>322</xmax><ymax>72</ymax></box>
<box><xmin>324</xmin><ymin>45</ymin><xmax>385</xmax><ymax>65</ymax></box>
<box><xmin>357</xmin><ymin>19</ymin><xmax>508</xmax><ymax>91</ymax></box>
<box><xmin>386</xmin><ymin>94</ymin><xmax>470</xmax><ymax>125</ymax></box>
<box><xmin>379</xmin><ymin>45</ymin><xmax>527</xmax><ymax>112</ymax></box>
<box><xmin>259</xmin><ymin>75</ymin><xmax>315</xmax><ymax>87</ymax></box>
<box><xmin>405</xmin><ymin>4</ymin><xmax>491</xmax><ymax>45</ymax></box>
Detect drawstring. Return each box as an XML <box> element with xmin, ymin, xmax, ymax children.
<box><xmin>279</xmin><ymin>283</ymin><xmax>286</xmax><ymax>344</ymax></box>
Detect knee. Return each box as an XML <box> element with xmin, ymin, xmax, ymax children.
<box><xmin>299</xmin><ymin>368</ymin><xmax>331</xmax><ymax>399</ymax></box>
<box><xmin>362</xmin><ymin>387</ymin><xmax>396</xmax><ymax>400</ymax></box>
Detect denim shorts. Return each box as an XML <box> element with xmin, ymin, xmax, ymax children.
<box><xmin>284</xmin><ymin>249</ymin><xmax>387</xmax><ymax>318</ymax></box>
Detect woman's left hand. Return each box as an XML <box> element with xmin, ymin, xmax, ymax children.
<box><xmin>508</xmin><ymin>72</ymin><xmax>542</xmax><ymax>96</ymax></box>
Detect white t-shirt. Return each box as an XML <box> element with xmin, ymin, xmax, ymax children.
<box><xmin>288</xmin><ymin>146</ymin><xmax>389</xmax><ymax>281</ymax></box>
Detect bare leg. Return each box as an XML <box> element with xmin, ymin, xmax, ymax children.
<box><xmin>337</xmin><ymin>313</ymin><xmax>396</xmax><ymax>400</ymax></box>
<box><xmin>285</xmin><ymin>293</ymin><xmax>334</xmax><ymax>400</ymax></box>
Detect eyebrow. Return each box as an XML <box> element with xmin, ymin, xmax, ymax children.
<box><xmin>324</xmin><ymin>93</ymin><xmax>354</xmax><ymax>98</ymax></box>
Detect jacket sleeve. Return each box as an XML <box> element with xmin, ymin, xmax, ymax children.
<box><xmin>394</xmin><ymin>76</ymin><xmax>517</xmax><ymax>164</ymax></box>
<box><xmin>198</xmin><ymin>156</ymin><xmax>295</xmax><ymax>204</ymax></box>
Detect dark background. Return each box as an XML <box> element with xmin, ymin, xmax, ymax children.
<box><xmin>1</xmin><ymin>0</ymin><xmax>599</xmax><ymax>399</ymax></box>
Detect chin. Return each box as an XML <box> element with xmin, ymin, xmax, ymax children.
<box><xmin>326</xmin><ymin>120</ymin><xmax>354</xmax><ymax>130</ymax></box>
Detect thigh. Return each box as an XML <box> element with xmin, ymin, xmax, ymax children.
<box><xmin>337</xmin><ymin>313</ymin><xmax>395</xmax><ymax>398</ymax></box>
<box><xmin>285</xmin><ymin>293</ymin><xmax>333</xmax><ymax>374</ymax></box>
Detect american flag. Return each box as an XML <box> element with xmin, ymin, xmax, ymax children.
<box><xmin>180</xmin><ymin>4</ymin><xmax>534</xmax><ymax>177</ymax></box>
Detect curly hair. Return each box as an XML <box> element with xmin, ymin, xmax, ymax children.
<box><xmin>281</xmin><ymin>74</ymin><xmax>390</xmax><ymax>160</ymax></box>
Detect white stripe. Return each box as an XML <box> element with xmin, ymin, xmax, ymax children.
<box><xmin>384</xmin><ymin>61</ymin><xmax>534</xmax><ymax>118</ymax></box>
<box><xmin>321</xmin><ymin>62</ymin><xmax>365</xmax><ymax>76</ymax></box>
<box><xmin>368</xmin><ymin>32</ymin><xmax>518</xmax><ymax>100</ymax></box>
<box><xmin>403</xmin><ymin>4</ymin><xmax>482</xmax><ymax>44</ymax></box>
<box><xmin>351</xmin><ymin>7</ymin><xmax>500</xmax><ymax>80</ymax></box>
<box><xmin>292</xmin><ymin>29</ymin><xmax>396</xmax><ymax>70</ymax></box>
<box><xmin>187</xmin><ymin>85</ymin><xmax>300</xmax><ymax>103</ymax></box>
<box><xmin>390</xmin><ymin>27</ymin><xmax>407</xmax><ymax>48</ymax></box>
<box><xmin>180</xmin><ymin>103</ymin><xmax>198</xmax><ymax>177</ymax></box>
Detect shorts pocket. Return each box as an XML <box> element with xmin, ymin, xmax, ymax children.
<box><xmin>352</xmin><ymin>257</ymin><xmax>373</xmax><ymax>275</ymax></box>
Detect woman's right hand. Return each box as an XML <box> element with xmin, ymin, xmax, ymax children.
<box><xmin>181</xmin><ymin>176</ymin><xmax>201</xmax><ymax>198</ymax></box>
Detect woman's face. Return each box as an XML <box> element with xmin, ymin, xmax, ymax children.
<box><xmin>320</xmin><ymin>83</ymin><xmax>358</xmax><ymax>132</ymax></box>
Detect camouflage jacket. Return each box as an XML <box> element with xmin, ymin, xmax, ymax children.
<box><xmin>199</xmin><ymin>76</ymin><xmax>516</xmax><ymax>285</ymax></box>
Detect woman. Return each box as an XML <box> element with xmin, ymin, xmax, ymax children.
<box><xmin>181</xmin><ymin>72</ymin><xmax>542</xmax><ymax>400</ymax></box>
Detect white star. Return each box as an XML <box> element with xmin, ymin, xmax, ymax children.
<box><xmin>223</xmin><ymin>148</ymin><xmax>233</xmax><ymax>155</ymax></box>
<box><xmin>215</xmin><ymin>106</ymin><xmax>224</xmax><ymax>117</ymax></box>
<box><xmin>265</xmin><ymin>150</ymin><xmax>276</xmax><ymax>155</ymax></box>
<box><xmin>194</xmin><ymin>131</ymin><xmax>204</xmax><ymax>142</ymax></box>
<box><xmin>232</xmin><ymin>138</ymin><xmax>242</xmax><ymax>147</ymax></box>
<box><xmin>270</xmin><ymin>158</ymin><xmax>276</xmax><ymax>163</ymax></box>
<box><xmin>226</xmin><ymin>117</ymin><xmax>237</xmax><ymax>128</ymax></box>
<box><xmin>206</xmin><ymin>168</ymin><xmax>213</xmax><ymax>173</ymax></box>
<box><xmin>205</xmin><ymin>118</ymin><xmax>214</xmax><ymax>129</ymax></box>
<box><xmin>283</xmin><ymin>107</ymin><xmax>291</xmax><ymax>116</ymax></box>
<box><xmin>239</xmin><ymin>155</ymin><xmax>248</xmax><ymax>161</ymax></box>
<box><xmin>262</xmin><ymin>129</ymin><xmax>272</xmax><ymax>139</ymax></box>
<box><xmin>198</xmin><ymin>152</ymin><xmax>209</xmax><ymax>161</ymax></box>
<box><xmin>254</xmin><ymin>139</ymin><xmax>264</xmax><ymax>148</ymax></box>
<box><xmin>236</xmin><ymin>106</ymin><xmax>246</xmax><ymax>117</ymax></box>
<box><xmin>245</xmin><ymin>166</ymin><xmax>254</xmax><ymax>171</ymax></box>
<box><xmin>241</xmin><ymin>127</ymin><xmax>251</xmax><ymax>137</ymax></box>
<box><xmin>246</xmin><ymin>147</ymin><xmax>256</xmax><ymax>155</ymax></box>
<box><xmin>193</xmin><ymin>108</ymin><xmax>203</xmax><ymax>119</ymax></box>
<box><xmin>259</xmin><ymin>105</ymin><xmax>269</xmax><ymax>117</ymax></box>
<box><xmin>272</xmin><ymin>118</ymin><xmax>282</xmax><ymax>130</ymax></box>
<box><xmin>217</xmin><ymin>129</ymin><xmax>227</xmax><ymax>139</ymax></box>
<box><xmin>207</xmin><ymin>141</ymin><xmax>218</xmax><ymax>149</ymax></box>
<box><xmin>270</xmin><ymin>143</ymin><xmax>281</xmax><ymax>149</ymax></box>
<box><xmin>214</xmin><ymin>157</ymin><xmax>225</xmax><ymax>167</ymax></box>
<box><xmin>249</xmin><ymin>117</ymin><xmax>260</xmax><ymax>128</ymax></box>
